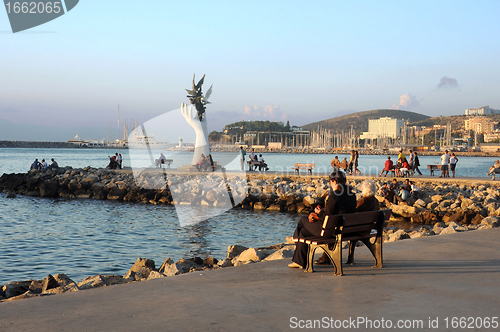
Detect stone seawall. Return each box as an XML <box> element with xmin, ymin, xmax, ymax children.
<box><xmin>0</xmin><ymin>141</ymin><xmax>84</xmax><ymax>148</ymax></box>
<box><xmin>2</xmin><ymin>167</ymin><xmax>500</xmax><ymax>226</ymax></box>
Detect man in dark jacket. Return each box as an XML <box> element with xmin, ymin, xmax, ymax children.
<box><xmin>288</xmin><ymin>171</ymin><xmax>356</xmax><ymax>268</ymax></box>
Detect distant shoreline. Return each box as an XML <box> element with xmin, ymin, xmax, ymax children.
<box><xmin>1</xmin><ymin>140</ymin><xmax>500</xmax><ymax>157</ymax></box>
<box><xmin>0</xmin><ymin>141</ymin><xmax>126</xmax><ymax>149</ymax></box>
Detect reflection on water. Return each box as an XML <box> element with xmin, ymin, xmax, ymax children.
<box><xmin>0</xmin><ymin>193</ymin><xmax>298</xmax><ymax>284</ymax></box>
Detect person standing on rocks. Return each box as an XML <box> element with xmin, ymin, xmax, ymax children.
<box><xmin>116</xmin><ymin>153</ymin><xmax>122</xmax><ymax>169</ymax></box>
<box><xmin>239</xmin><ymin>146</ymin><xmax>246</xmax><ymax>171</ymax></box>
<box><xmin>450</xmin><ymin>153</ymin><xmax>458</xmax><ymax>178</ymax></box>
<box><xmin>331</xmin><ymin>156</ymin><xmax>341</xmax><ymax>171</ymax></box>
<box><xmin>288</xmin><ymin>171</ymin><xmax>356</xmax><ymax>268</ymax></box>
<box><xmin>440</xmin><ymin>150</ymin><xmax>450</xmax><ymax>178</ymax></box>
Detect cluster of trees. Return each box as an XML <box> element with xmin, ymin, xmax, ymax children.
<box><xmin>209</xmin><ymin>120</ymin><xmax>293</xmax><ymax>143</ymax></box>
<box><xmin>223</xmin><ymin>120</ymin><xmax>290</xmax><ymax>134</ymax></box>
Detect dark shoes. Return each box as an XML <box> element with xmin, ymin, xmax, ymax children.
<box><xmin>314</xmin><ymin>253</ymin><xmax>331</xmax><ymax>265</ymax></box>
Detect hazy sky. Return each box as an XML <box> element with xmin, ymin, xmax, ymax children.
<box><xmin>1</xmin><ymin>1</ymin><xmax>500</xmax><ymax>141</ymax></box>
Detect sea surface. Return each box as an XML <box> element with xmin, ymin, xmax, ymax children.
<box><xmin>0</xmin><ymin>148</ymin><xmax>496</xmax><ymax>285</ymax></box>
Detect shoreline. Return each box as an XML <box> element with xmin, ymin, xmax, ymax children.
<box><xmin>2</xmin><ymin>167</ymin><xmax>500</xmax><ymax>302</ymax></box>
<box><xmin>2</xmin><ymin>141</ymin><xmax>500</xmax><ymax>157</ymax></box>
<box><xmin>1</xmin><ymin>217</ymin><xmax>499</xmax><ymax>303</ymax></box>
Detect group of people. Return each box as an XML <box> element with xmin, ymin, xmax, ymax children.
<box><xmin>287</xmin><ymin>171</ymin><xmax>379</xmax><ymax>268</ymax></box>
<box><xmin>195</xmin><ymin>153</ymin><xmax>215</xmax><ymax>172</ymax></box>
<box><xmin>378</xmin><ymin>178</ymin><xmax>419</xmax><ymax>203</ymax></box>
<box><xmin>107</xmin><ymin>153</ymin><xmax>123</xmax><ymax>169</ymax></box>
<box><xmin>439</xmin><ymin>150</ymin><xmax>458</xmax><ymax>178</ymax></box>
<box><xmin>30</xmin><ymin>158</ymin><xmax>58</xmax><ymax>170</ymax></box>
<box><xmin>330</xmin><ymin>150</ymin><xmax>361</xmax><ymax>175</ymax></box>
<box><xmin>240</xmin><ymin>147</ymin><xmax>269</xmax><ymax>171</ymax></box>
<box><xmin>379</xmin><ymin>149</ymin><xmax>422</xmax><ymax>177</ymax></box>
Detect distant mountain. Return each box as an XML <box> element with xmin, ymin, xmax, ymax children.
<box><xmin>302</xmin><ymin>109</ymin><xmax>431</xmax><ymax>133</ymax></box>
<box><xmin>0</xmin><ymin>119</ymin><xmax>109</xmax><ymax>142</ymax></box>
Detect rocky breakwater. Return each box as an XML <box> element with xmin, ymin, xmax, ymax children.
<box><xmin>4</xmin><ymin>168</ymin><xmax>500</xmax><ymax>228</ymax></box>
<box><xmin>0</xmin><ymin>243</ymin><xmax>296</xmax><ymax>302</ymax></box>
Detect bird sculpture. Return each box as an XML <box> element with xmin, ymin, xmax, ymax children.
<box><xmin>185</xmin><ymin>74</ymin><xmax>212</xmax><ymax>121</ymax></box>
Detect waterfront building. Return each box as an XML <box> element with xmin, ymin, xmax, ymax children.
<box><xmin>465</xmin><ymin>117</ymin><xmax>494</xmax><ymax>134</ymax></box>
<box><xmin>464</xmin><ymin>105</ymin><xmax>500</xmax><ymax>116</ymax></box>
<box><xmin>360</xmin><ymin>117</ymin><xmax>405</xmax><ymax>139</ymax></box>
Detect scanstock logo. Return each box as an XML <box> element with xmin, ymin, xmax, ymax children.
<box><xmin>4</xmin><ymin>0</ymin><xmax>79</xmax><ymax>33</ymax></box>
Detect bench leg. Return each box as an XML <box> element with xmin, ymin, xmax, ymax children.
<box><xmin>305</xmin><ymin>244</ymin><xmax>318</xmax><ymax>273</ymax></box>
<box><xmin>362</xmin><ymin>237</ymin><xmax>383</xmax><ymax>268</ymax></box>
<box><xmin>346</xmin><ymin>240</ymin><xmax>357</xmax><ymax>265</ymax></box>
<box><xmin>317</xmin><ymin>241</ymin><xmax>343</xmax><ymax>276</ymax></box>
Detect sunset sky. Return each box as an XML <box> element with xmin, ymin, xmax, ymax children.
<box><xmin>1</xmin><ymin>0</ymin><xmax>500</xmax><ymax>141</ymax></box>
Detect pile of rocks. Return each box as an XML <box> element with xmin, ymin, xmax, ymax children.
<box><xmin>0</xmin><ymin>243</ymin><xmax>294</xmax><ymax>302</ymax></box>
<box><xmin>3</xmin><ymin>168</ymin><xmax>500</xmax><ymax>226</ymax></box>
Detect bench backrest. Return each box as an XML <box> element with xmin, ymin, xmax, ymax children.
<box><xmin>294</xmin><ymin>163</ymin><xmax>315</xmax><ymax>168</ymax></box>
<box><xmin>321</xmin><ymin>209</ymin><xmax>391</xmax><ymax>240</ymax></box>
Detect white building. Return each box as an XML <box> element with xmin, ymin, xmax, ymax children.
<box><xmin>360</xmin><ymin>117</ymin><xmax>405</xmax><ymax>139</ymax></box>
<box><xmin>464</xmin><ymin>105</ymin><xmax>500</xmax><ymax>116</ymax></box>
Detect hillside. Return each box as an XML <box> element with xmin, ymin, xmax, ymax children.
<box><xmin>302</xmin><ymin>109</ymin><xmax>430</xmax><ymax>133</ymax></box>
<box><xmin>410</xmin><ymin>114</ymin><xmax>500</xmax><ymax>131</ymax></box>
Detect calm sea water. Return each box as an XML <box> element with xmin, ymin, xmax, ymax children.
<box><xmin>0</xmin><ymin>148</ymin><xmax>496</xmax><ymax>285</ymax></box>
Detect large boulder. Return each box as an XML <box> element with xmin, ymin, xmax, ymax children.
<box><xmin>42</xmin><ymin>274</ymin><xmax>60</xmax><ymax>292</ymax></box>
<box><xmin>226</xmin><ymin>245</ymin><xmax>248</xmax><ymax>260</ymax></box>
<box><xmin>2</xmin><ymin>281</ymin><xmax>31</xmax><ymax>299</ymax></box>
<box><xmin>262</xmin><ymin>246</ymin><xmax>295</xmax><ymax>261</ymax></box>
<box><xmin>159</xmin><ymin>258</ymin><xmax>183</xmax><ymax>276</ymax></box>
<box><xmin>77</xmin><ymin>275</ymin><xmax>109</xmax><ymax>290</ymax></box>
<box><xmin>391</xmin><ymin>204</ymin><xmax>419</xmax><ymax>219</ymax></box>
<box><xmin>481</xmin><ymin>216</ymin><xmax>500</xmax><ymax>228</ymax></box>
<box><xmin>124</xmin><ymin>258</ymin><xmax>155</xmax><ymax>280</ymax></box>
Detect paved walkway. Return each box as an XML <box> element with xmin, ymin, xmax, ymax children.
<box><xmin>1</xmin><ymin>228</ymin><xmax>500</xmax><ymax>331</ymax></box>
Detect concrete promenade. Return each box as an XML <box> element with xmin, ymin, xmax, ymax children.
<box><xmin>1</xmin><ymin>228</ymin><xmax>499</xmax><ymax>331</ymax></box>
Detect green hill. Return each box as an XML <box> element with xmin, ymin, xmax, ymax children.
<box><xmin>302</xmin><ymin>109</ymin><xmax>431</xmax><ymax>133</ymax></box>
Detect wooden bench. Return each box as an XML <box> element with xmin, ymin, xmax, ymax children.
<box><xmin>427</xmin><ymin>164</ymin><xmax>440</xmax><ymax>176</ymax></box>
<box><xmin>292</xmin><ymin>163</ymin><xmax>315</xmax><ymax>175</ymax></box>
<box><xmin>155</xmin><ymin>159</ymin><xmax>173</xmax><ymax>168</ymax></box>
<box><xmin>293</xmin><ymin>209</ymin><xmax>392</xmax><ymax>276</ymax></box>
<box><xmin>247</xmin><ymin>160</ymin><xmax>268</xmax><ymax>171</ymax></box>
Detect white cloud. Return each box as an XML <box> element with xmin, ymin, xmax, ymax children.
<box><xmin>243</xmin><ymin>104</ymin><xmax>286</xmax><ymax>121</ymax></box>
<box><xmin>391</xmin><ymin>93</ymin><xmax>421</xmax><ymax>110</ymax></box>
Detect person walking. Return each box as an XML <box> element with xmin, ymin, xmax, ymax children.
<box><xmin>440</xmin><ymin>150</ymin><xmax>450</xmax><ymax>178</ymax></box>
<box><xmin>450</xmin><ymin>153</ymin><xmax>458</xmax><ymax>178</ymax></box>
<box><xmin>408</xmin><ymin>149</ymin><xmax>414</xmax><ymax>170</ymax></box>
<box><xmin>413</xmin><ymin>151</ymin><xmax>422</xmax><ymax>175</ymax></box>
<box><xmin>239</xmin><ymin>146</ymin><xmax>246</xmax><ymax>171</ymax></box>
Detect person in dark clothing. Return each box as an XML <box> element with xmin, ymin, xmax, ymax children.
<box><xmin>289</xmin><ymin>171</ymin><xmax>356</xmax><ymax>268</ymax></box>
<box><xmin>412</xmin><ymin>151</ymin><xmax>422</xmax><ymax>175</ymax></box>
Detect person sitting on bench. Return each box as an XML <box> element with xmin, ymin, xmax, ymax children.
<box><xmin>487</xmin><ymin>160</ymin><xmax>500</xmax><ymax>180</ymax></box>
<box><xmin>156</xmin><ymin>153</ymin><xmax>167</xmax><ymax>167</ymax></box>
<box><xmin>258</xmin><ymin>154</ymin><xmax>269</xmax><ymax>171</ymax></box>
<box><xmin>379</xmin><ymin>156</ymin><xmax>393</xmax><ymax>177</ymax></box>
<box><xmin>288</xmin><ymin>171</ymin><xmax>356</xmax><ymax>269</ymax></box>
